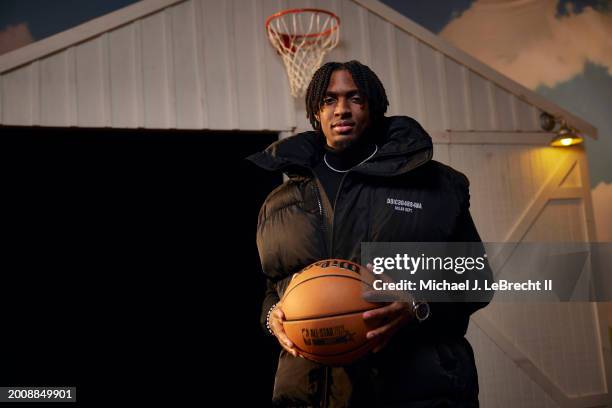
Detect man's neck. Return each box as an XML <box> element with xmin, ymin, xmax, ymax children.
<box><xmin>324</xmin><ymin>138</ymin><xmax>376</xmax><ymax>171</ymax></box>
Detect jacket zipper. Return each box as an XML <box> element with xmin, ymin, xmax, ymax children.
<box><xmin>314</xmin><ymin>169</ymin><xmax>353</xmax><ymax>408</ymax></box>
<box><xmin>322</xmin><ymin>365</ymin><xmax>329</xmax><ymax>408</ymax></box>
<box><xmin>321</xmin><ymin>172</ymin><xmax>351</xmax><ymax>408</ymax></box>
<box><xmin>329</xmin><ymin>172</ymin><xmax>349</xmax><ymax>258</ymax></box>
<box><xmin>309</xmin><ymin>176</ymin><xmax>331</xmax><ymax>408</ymax></box>
<box><xmin>310</xmin><ymin>174</ymin><xmax>332</xmax><ymax>258</ymax></box>
<box><xmin>306</xmin><ymin>172</ymin><xmax>332</xmax><ymax>408</ymax></box>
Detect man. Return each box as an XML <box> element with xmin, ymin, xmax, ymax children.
<box><xmin>247</xmin><ymin>60</ymin><xmax>492</xmax><ymax>407</ymax></box>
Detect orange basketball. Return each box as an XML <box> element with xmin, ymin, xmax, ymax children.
<box><xmin>280</xmin><ymin>259</ymin><xmax>382</xmax><ymax>365</ymax></box>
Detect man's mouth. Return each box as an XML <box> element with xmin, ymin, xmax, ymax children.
<box><xmin>332</xmin><ymin>122</ymin><xmax>355</xmax><ymax>134</ymax></box>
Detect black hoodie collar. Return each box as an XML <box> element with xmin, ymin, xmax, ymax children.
<box><xmin>246</xmin><ymin>116</ymin><xmax>433</xmax><ymax>177</ymax></box>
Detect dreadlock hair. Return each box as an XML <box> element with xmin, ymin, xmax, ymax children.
<box><xmin>305</xmin><ymin>60</ymin><xmax>389</xmax><ymax>131</ymax></box>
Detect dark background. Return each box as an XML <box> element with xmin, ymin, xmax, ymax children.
<box><xmin>1</xmin><ymin>126</ymin><xmax>282</xmax><ymax>405</ymax></box>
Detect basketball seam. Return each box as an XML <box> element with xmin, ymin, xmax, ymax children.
<box><xmin>284</xmin><ymin>308</ymin><xmax>375</xmax><ymax>322</ymax></box>
<box><xmin>299</xmin><ymin>338</ymin><xmax>377</xmax><ymax>358</ymax></box>
<box><xmin>282</xmin><ymin>274</ymin><xmax>373</xmax><ymax>301</ymax></box>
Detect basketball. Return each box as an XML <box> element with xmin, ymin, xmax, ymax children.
<box><xmin>280</xmin><ymin>259</ymin><xmax>382</xmax><ymax>365</ymax></box>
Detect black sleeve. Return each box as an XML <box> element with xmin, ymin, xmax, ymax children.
<box><xmin>260</xmin><ymin>279</ymin><xmax>280</xmax><ymax>336</ymax></box>
<box><xmin>259</xmin><ymin>274</ymin><xmax>297</xmax><ymax>336</ymax></box>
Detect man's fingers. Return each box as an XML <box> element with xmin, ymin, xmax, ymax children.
<box><xmin>366</xmin><ymin>315</ymin><xmax>403</xmax><ymax>339</ymax></box>
<box><xmin>285</xmin><ymin>346</ymin><xmax>298</xmax><ymax>357</ymax></box>
<box><xmin>362</xmin><ymin>303</ymin><xmax>397</xmax><ymax>320</ymax></box>
<box><xmin>269</xmin><ymin>309</ymin><xmax>297</xmax><ymax>352</ymax></box>
<box><xmin>280</xmin><ymin>343</ymin><xmax>298</xmax><ymax>357</ymax></box>
<box><xmin>373</xmin><ymin>336</ymin><xmax>391</xmax><ymax>353</ymax></box>
<box><xmin>274</xmin><ymin>326</ymin><xmax>298</xmax><ymax>357</ymax></box>
<box><xmin>272</xmin><ymin>307</ymin><xmax>285</xmax><ymax>320</ymax></box>
<box><xmin>279</xmin><ymin>338</ymin><xmax>300</xmax><ymax>358</ymax></box>
<box><xmin>362</xmin><ymin>290</ymin><xmax>381</xmax><ymax>302</ymax></box>
<box><xmin>270</xmin><ymin>320</ymin><xmax>294</xmax><ymax>348</ymax></box>
<box><xmin>278</xmin><ymin>332</ymin><xmax>294</xmax><ymax>349</ymax></box>
<box><xmin>269</xmin><ymin>315</ymin><xmax>300</xmax><ymax>357</ymax></box>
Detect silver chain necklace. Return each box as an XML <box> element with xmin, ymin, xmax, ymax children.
<box><xmin>323</xmin><ymin>144</ymin><xmax>378</xmax><ymax>173</ymax></box>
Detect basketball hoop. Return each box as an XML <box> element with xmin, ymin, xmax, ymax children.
<box><xmin>265</xmin><ymin>8</ymin><xmax>340</xmax><ymax>98</ymax></box>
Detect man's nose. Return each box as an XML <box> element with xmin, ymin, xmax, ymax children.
<box><xmin>334</xmin><ymin>98</ymin><xmax>351</xmax><ymax>116</ymax></box>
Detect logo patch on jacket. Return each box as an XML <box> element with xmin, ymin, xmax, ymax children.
<box><xmin>386</xmin><ymin>197</ymin><xmax>423</xmax><ymax>213</ymax></box>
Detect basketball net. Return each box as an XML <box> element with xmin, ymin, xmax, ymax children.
<box><xmin>266</xmin><ymin>9</ymin><xmax>340</xmax><ymax>98</ymax></box>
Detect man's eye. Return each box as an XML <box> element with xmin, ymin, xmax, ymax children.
<box><xmin>351</xmin><ymin>95</ymin><xmax>363</xmax><ymax>103</ymax></box>
<box><xmin>323</xmin><ymin>98</ymin><xmax>335</xmax><ymax>105</ymax></box>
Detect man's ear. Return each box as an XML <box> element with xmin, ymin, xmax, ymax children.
<box><xmin>315</xmin><ymin>113</ymin><xmax>320</xmax><ymax>122</ymax></box>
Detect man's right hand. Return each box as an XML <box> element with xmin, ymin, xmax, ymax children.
<box><xmin>269</xmin><ymin>305</ymin><xmax>301</xmax><ymax>358</ymax></box>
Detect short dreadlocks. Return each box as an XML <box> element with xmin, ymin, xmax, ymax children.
<box><xmin>305</xmin><ymin>60</ymin><xmax>389</xmax><ymax>131</ymax></box>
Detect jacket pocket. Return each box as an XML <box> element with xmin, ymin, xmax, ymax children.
<box><xmin>434</xmin><ymin>338</ymin><xmax>480</xmax><ymax>401</ymax></box>
<box><xmin>273</xmin><ymin>350</ymin><xmax>324</xmax><ymax>407</ymax></box>
<box><xmin>434</xmin><ymin>341</ymin><xmax>459</xmax><ymax>372</ymax></box>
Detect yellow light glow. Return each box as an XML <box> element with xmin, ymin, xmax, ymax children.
<box><xmin>550</xmin><ymin>133</ymin><xmax>583</xmax><ymax>147</ymax></box>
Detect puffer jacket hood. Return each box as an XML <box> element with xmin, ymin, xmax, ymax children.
<box><xmin>247</xmin><ymin>116</ymin><xmax>433</xmax><ymax>177</ymax></box>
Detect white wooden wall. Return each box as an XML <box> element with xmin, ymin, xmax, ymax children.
<box><xmin>0</xmin><ymin>0</ymin><xmax>294</xmax><ymax>130</ymax></box>
<box><xmin>0</xmin><ymin>0</ymin><xmax>545</xmax><ymax>136</ymax></box>
<box><xmin>296</xmin><ymin>0</ymin><xmax>542</xmax><ymax>135</ymax></box>
<box><xmin>435</xmin><ymin>143</ymin><xmax>611</xmax><ymax>408</ymax></box>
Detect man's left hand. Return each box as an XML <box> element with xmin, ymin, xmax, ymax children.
<box><xmin>362</xmin><ymin>300</ymin><xmax>413</xmax><ymax>353</ymax></box>
<box><xmin>362</xmin><ymin>263</ymin><xmax>414</xmax><ymax>353</ymax></box>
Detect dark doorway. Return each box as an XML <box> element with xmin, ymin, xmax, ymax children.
<box><xmin>1</xmin><ymin>126</ymin><xmax>283</xmax><ymax>404</ymax></box>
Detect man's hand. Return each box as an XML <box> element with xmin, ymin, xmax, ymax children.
<box><xmin>362</xmin><ymin>300</ymin><xmax>413</xmax><ymax>353</ymax></box>
<box><xmin>269</xmin><ymin>305</ymin><xmax>301</xmax><ymax>358</ymax></box>
<box><xmin>362</xmin><ymin>263</ymin><xmax>414</xmax><ymax>353</ymax></box>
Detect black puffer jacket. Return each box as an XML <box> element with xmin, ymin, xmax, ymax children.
<box><xmin>247</xmin><ymin>116</ymin><xmax>492</xmax><ymax>407</ymax></box>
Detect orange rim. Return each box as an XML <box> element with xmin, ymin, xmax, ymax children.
<box><xmin>265</xmin><ymin>8</ymin><xmax>340</xmax><ymax>39</ymax></box>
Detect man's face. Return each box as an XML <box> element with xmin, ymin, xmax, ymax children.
<box><xmin>315</xmin><ymin>69</ymin><xmax>371</xmax><ymax>151</ymax></box>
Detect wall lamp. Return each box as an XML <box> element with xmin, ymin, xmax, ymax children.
<box><xmin>540</xmin><ymin>112</ymin><xmax>584</xmax><ymax>147</ymax></box>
